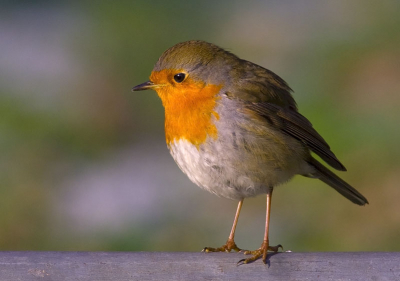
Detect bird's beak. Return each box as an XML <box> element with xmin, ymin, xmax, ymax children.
<box><xmin>131</xmin><ymin>81</ymin><xmax>157</xmax><ymax>92</ymax></box>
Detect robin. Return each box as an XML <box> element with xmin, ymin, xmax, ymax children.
<box><xmin>132</xmin><ymin>40</ymin><xmax>368</xmax><ymax>264</ymax></box>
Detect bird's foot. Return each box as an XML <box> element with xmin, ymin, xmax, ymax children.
<box><xmin>238</xmin><ymin>242</ymin><xmax>282</xmax><ymax>265</ymax></box>
<box><xmin>202</xmin><ymin>239</ymin><xmax>242</xmax><ymax>253</ymax></box>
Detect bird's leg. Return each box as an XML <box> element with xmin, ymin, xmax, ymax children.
<box><xmin>239</xmin><ymin>188</ymin><xmax>282</xmax><ymax>264</ymax></box>
<box><xmin>203</xmin><ymin>199</ymin><xmax>243</xmax><ymax>253</ymax></box>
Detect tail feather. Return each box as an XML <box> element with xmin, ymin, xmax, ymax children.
<box><xmin>308</xmin><ymin>158</ymin><xmax>368</xmax><ymax>206</ymax></box>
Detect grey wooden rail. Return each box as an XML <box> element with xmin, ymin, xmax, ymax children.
<box><xmin>0</xmin><ymin>252</ymin><xmax>399</xmax><ymax>281</ymax></box>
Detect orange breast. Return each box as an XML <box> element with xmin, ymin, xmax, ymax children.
<box><xmin>150</xmin><ymin>69</ymin><xmax>222</xmax><ymax>147</ymax></box>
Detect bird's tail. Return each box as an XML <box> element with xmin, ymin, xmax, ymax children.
<box><xmin>308</xmin><ymin>157</ymin><xmax>368</xmax><ymax>206</ymax></box>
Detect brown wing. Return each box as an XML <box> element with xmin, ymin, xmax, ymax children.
<box><xmin>227</xmin><ymin>61</ymin><xmax>346</xmax><ymax>171</ymax></box>
<box><xmin>247</xmin><ymin>102</ymin><xmax>346</xmax><ymax>171</ymax></box>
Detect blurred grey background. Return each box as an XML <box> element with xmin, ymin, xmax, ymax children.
<box><xmin>1</xmin><ymin>0</ymin><xmax>399</xmax><ymax>252</ymax></box>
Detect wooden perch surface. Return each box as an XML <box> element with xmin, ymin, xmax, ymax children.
<box><xmin>0</xmin><ymin>251</ymin><xmax>399</xmax><ymax>281</ymax></box>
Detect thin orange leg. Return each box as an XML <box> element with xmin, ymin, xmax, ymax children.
<box><xmin>203</xmin><ymin>199</ymin><xmax>244</xmax><ymax>253</ymax></box>
<box><xmin>239</xmin><ymin>188</ymin><xmax>282</xmax><ymax>264</ymax></box>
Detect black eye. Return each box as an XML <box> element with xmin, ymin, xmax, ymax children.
<box><xmin>173</xmin><ymin>73</ymin><xmax>186</xmax><ymax>83</ymax></box>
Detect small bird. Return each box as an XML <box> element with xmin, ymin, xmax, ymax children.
<box><xmin>132</xmin><ymin>40</ymin><xmax>368</xmax><ymax>264</ymax></box>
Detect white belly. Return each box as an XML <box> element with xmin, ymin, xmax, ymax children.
<box><xmin>168</xmin><ymin>136</ymin><xmax>310</xmax><ymax>200</ymax></box>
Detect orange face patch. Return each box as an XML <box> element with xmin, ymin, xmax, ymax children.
<box><xmin>150</xmin><ymin>69</ymin><xmax>222</xmax><ymax>147</ymax></box>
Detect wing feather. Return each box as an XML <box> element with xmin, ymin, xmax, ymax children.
<box><xmin>247</xmin><ymin>102</ymin><xmax>346</xmax><ymax>171</ymax></box>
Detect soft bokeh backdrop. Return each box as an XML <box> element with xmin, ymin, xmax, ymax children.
<box><xmin>1</xmin><ymin>0</ymin><xmax>399</xmax><ymax>253</ymax></box>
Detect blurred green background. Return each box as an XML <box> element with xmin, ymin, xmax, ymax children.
<box><xmin>1</xmin><ymin>0</ymin><xmax>399</xmax><ymax>253</ymax></box>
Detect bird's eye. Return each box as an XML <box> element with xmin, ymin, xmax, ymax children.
<box><xmin>173</xmin><ymin>73</ymin><xmax>186</xmax><ymax>83</ymax></box>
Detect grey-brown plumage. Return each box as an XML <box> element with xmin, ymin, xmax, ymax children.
<box><xmin>132</xmin><ymin>40</ymin><xmax>368</xmax><ymax>265</ymax></box>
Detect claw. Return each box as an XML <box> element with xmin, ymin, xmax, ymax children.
<box><xmin>269</xmin><ymin>244</ymin><xmax>283</xmax><ymax>252</ymax></box>
<box><xmin>202</xmin><ymin>239</ymin><xmax>242</xmax><ymax>253</ymax></box>
<box><xmin>240</xmin><ymin>242</ymin><xmax>282</xmax><ymax>264</ymax></box>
